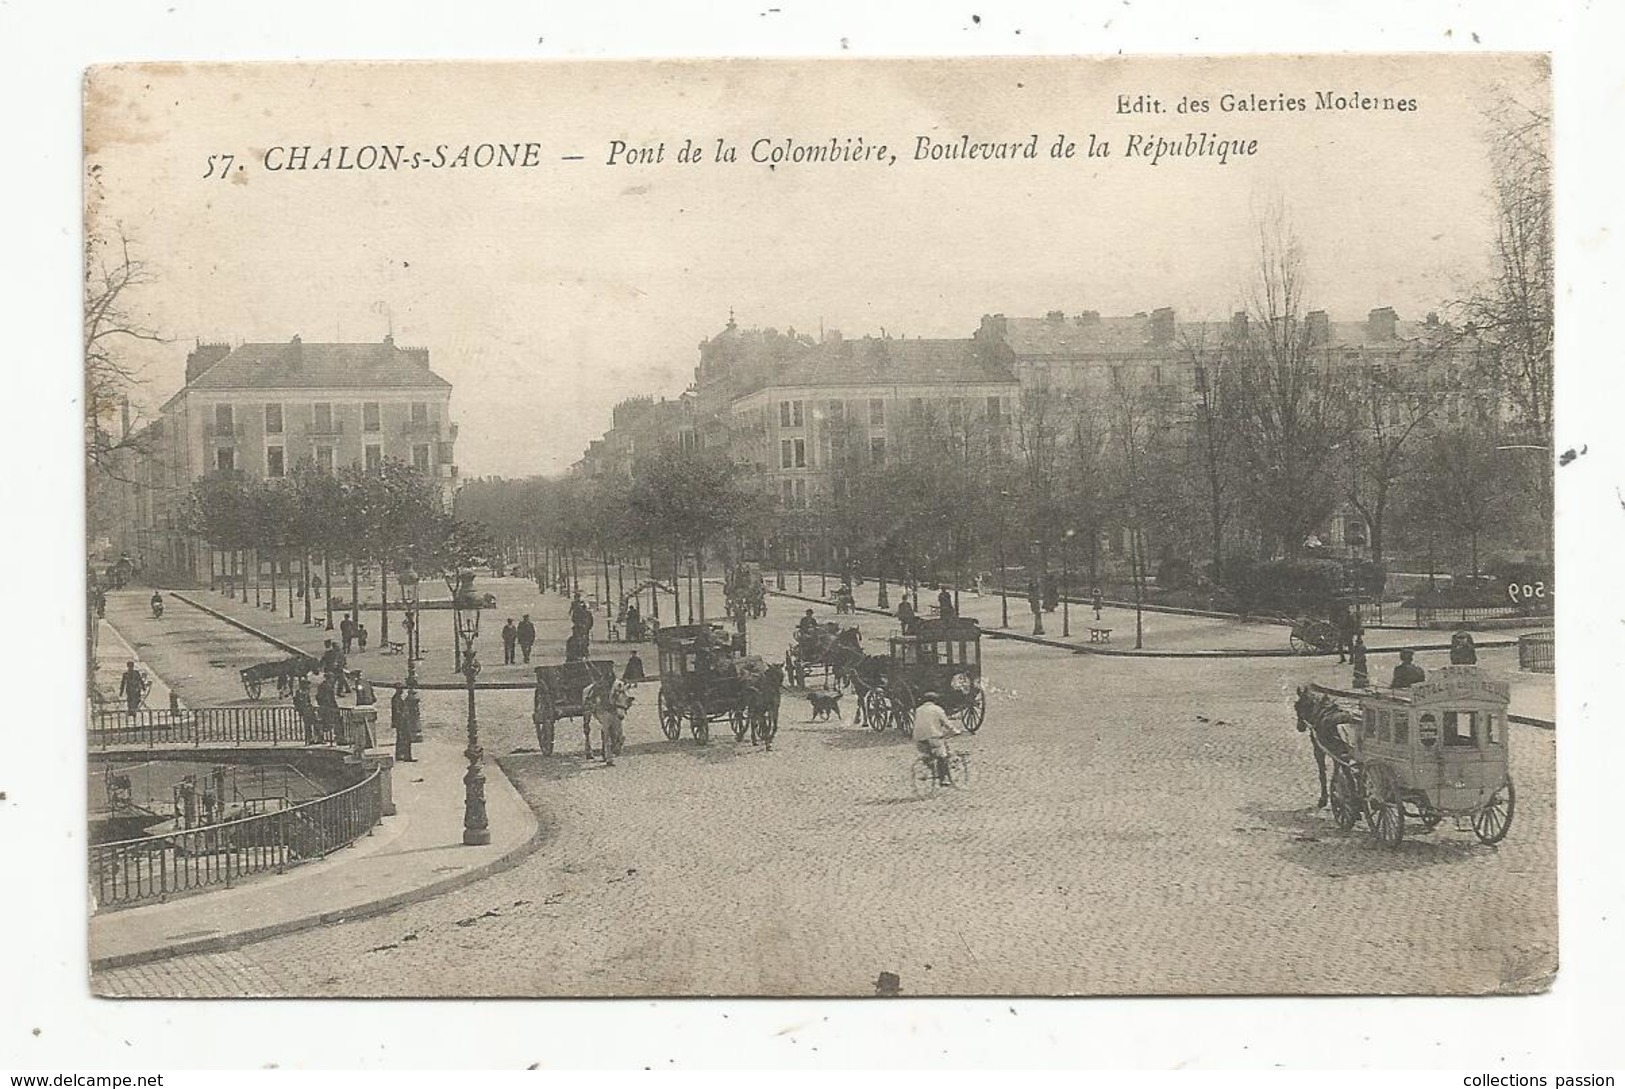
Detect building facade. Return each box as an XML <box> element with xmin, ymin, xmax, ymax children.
<box><xmin>103</xmin><ymin>335</ymin><xmax>458</xmax><ymax>581</ymax></box>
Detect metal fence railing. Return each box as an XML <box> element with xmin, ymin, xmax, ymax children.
<box><xmin>1410</xmin><ymin>605</ymin><xmax>1553</xmax><ymax>627</ymax></box>
<box><xmin>1518</xmin><ymin>631</ymin><xmax>1556</xmax><ymax>674</ymax></box>
<box><xmin>89</xmin><ymin>768</ymin><xmax>383</xmax><ymax>909</ymax></box>
<box><xmin>88</xmin><ymin>705</ymin><xmax>306</xmax><ymax>749</ymax></box>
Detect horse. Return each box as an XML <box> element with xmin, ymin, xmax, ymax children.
<box><xmin>745</xmin><ymin>663</ymin><xmax>785</xmax><ymax>749</ymax></box>
<box><xmin>1293</xmin><ymin>686</ymin><xmax>1357</xmax><ymax>808</ymax></box>
<box><xmin>582</xmin><ymin>677</ymin><xmax>633</xmax><ymax>764</ymax></box>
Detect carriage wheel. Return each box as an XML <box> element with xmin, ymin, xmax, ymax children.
<box><xmin>863</xmin><ymin>689</ymin><xmax>889</xmax><ymax>732</ymax></box>
<box><xmin>1471</xmin><ymin>779</ymin><xmax>1516</xmax><ymax>845</ymax></box>
<box><xmin>657</xmin><ymin>690</ymin><xmax>682</xmax><ymax>741</ymax></box>
<box><xmin>1288</xmin><ymin>631</ymin><xmax>1312</xmax><ymax>655</ymax></box>
<box><xmin>958</xmin><ymin>687</ymin><xmax>987</xmax><ymax>734</ymax></box>
<box><xmin>731</xmin><ymin>707</ymin><xmax>749</xmax><ymax>742</ymax></box>
<box><xmin>889</xmin><ymin>685</ymin><xmax>915</xmax><ymax>733</ymax></box>
<box><xmin>245</xmin><ymin>678</ymin><xmax>263</xmax><ymax>700</ymax></box>
<box><xmin>751</xmin><ymin>704</ymin><xmax>779</xmax><ymax>748</ymax></box>
<box><xmin>1328</xmin><ymin>764</ymin><xmax>1360</xmax><ymax>831</ymax></box>
<box><xmin>690</xmin><ymin>706</ymin><xmax>710</xmax><ymax>745</ymax></box>
<box><xmin>1364</xmin><ymin>769</ymin><xmax>1405</xmax><ymax>848</ymax></box>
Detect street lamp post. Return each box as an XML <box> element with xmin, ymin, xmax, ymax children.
<box><xmin>456</xmin><ymin>605</ymin><xmax>490</xmax><ymax>846</ymax></box>
<box><xmin>1030</xmin><ymin>539</ymin><xmax>1044</xmax><ymax>636</ymax></box>
<box><xmin>1062</xmin><ymin>528</ymin><xmax>1075</xmax><ymax>638</ymax></box>
<box><xmin>997</xmin><ymin>489</ymin><xmax>1010</xmax><ymax>628</ymax></box>
<box><xmin>398</xmin><ymin>566</ymin><xmax>420</xmax><ymax>687</ymax></box>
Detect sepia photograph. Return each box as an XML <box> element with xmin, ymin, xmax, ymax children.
<box><xmin>80</xmin><ymin>53</ymin><xmax>1555</xmax><ymax>999</ymax></box>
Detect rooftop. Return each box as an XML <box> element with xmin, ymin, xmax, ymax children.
<box><xmin>183</xmin><ymin>336</ymin><xmax>451</xmax><ymax>393</ymax></box>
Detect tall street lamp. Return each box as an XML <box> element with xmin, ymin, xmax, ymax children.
<box><xmin>1030</xmin><ymin>538</ymin><xmax>1044</xmax><ymax>636</ymax></box>
<box><xmin>1062</xmin><ymin>528</ymin><xmax>1075</xmax><ymax>638</ymax></box>
<box><xmin>456</xmin><ymin>604</ymin><xmax>490</xmax><ymax>846</ymax></box>
<box><xmin>398</xmin><ymin>565</ymin><xmax>420</xmax><ymax>686</ymax></box>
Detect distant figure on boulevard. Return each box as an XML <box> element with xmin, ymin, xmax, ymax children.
<box><xmin>340</xmin><ymin>615</ymin><xmax>357</xmax><ymax>655</ymax></box>
<box><xmin>1092</xmin><ymin>586</ymin><xmax>1104</xmax><ymax>621</ymax></box>
<box><xmin>1027</xmin><ymin>581</ymin><xmax>1044</xmax><ymax>637</ymax></box>
<box><xmin>118</xmin><ymin>660</ymin><xmax>146</xmax><ymax>713</ymax></box>
<box><xmin>623</xmin><ymin>650</ymin><xmax>646</xmax><ymax>683</ymax></box>
<box><xmin>517</xmin><ymin>614</ymin><xmax>537</xmax><ymax>664</ymax></box>
<box><xmin>356</xmin><ymin>623</ymin><xmax>369</xmax><ymax>654</ymax></box>
<box><xmin>314</xmin><ymin>673</ymin><xmax>340</xmax><ymax>744</ymax></box>
<box><xmin>150</xmin><ymin>590</ymin><xmax>164</xmax><ymax>618</ymax></box>
<box><xmin>391</xmin><ymin>685</ymin><xmax>417</xmax><ymax>761</ymax></box>
<box><xmin>295</xmin><ymin>676</ymin><xmax>319</xmax><ymax>744</ymax></box>
<box><xmin>1449</xmin><ymin>629</ymin><xmax>1479</xmax><ymax>665</ymax></box>
<box><xmin>1390</xmin><ymin>649</ymin><xmax>1426</xmax><ymax>690</ymax></box>
<box><xmin>937</xmin><ymin>586</ymin><xmax>954</xmax><ymax>621</ymax></box>
<box><xmin>798</xmin><ymin>608</ymin><xmax>820</xmax><ymax>636</ymax></box>
<box><xmin>1350</xmin><ymin>634</ymin><xmax>1370</xmax><ymax>690</ymax></box>
<box><xmin>502</xmin><ymin>618</ymin><xmax>519</xmax><ymax>665</ymax></box>
<box><xmin>912</xmin><ymin>690</ymin><xmax>959</xmax><ymax>787</ymax></box>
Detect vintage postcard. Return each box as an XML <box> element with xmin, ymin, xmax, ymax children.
<box><xmin>83</xmin><ymin>54</ymin><xmax>1554</xmax><ymax>997</ymax></box>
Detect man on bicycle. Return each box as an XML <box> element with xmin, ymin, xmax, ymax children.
<box><xmin>912</xmin><ymin>690</ymin><xmax>959</xmax><ymax>786</ymax></box>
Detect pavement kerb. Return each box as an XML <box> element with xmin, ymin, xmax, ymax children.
<box><xmin>93</xmin><ymin>592</ymin><xmax>549</xmax><ymax>971</ymax></box>
<box><xmin>765</xmin><ymin>589</ymin><xmax>1520</xmax><ymax>660</ymax></box>
<box><xmin>168</xmin><ymin>590</ymin><xmax>312</xmax><ymax>659</ymax></box>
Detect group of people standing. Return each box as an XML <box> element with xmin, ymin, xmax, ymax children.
<box><xmin>566</xmin><ymin>594</ymin><xmax>595</xmax><ymax>661</ymax></box>
<box><xmin>896</xmin><ymin>586</ymin><xmax>957</xmax><ymax>633</ymax></box>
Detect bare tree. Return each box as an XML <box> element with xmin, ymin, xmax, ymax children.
<box><xmin>1179</xmin><ymin>325</ymin><xmax>1231</xmax><ymax>577</ymax></box>
<box><xmin>1458</xmin><ymin>90</ymin><xmax>1553</xmax><ymax>551</ymax></box>
<box><xmin>1343</xmin><ymin>352</ymin><xmax>1447</xmax><ymax>564</ymax></box>
<box><xmin>84</xmin><ymin>228</ymin><xmax>166</xmax><ymax>476</ymax></box>
<box><xmin>1223</xmin><ymin>211</ymin><xmax>1349</xmax><ymax>559</ymax></box>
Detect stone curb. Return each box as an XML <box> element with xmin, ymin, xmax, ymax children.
<box><xmin>95</xmin><ymin>593</ymin><xmax>548</xmax><ymax>972</ymax></box>
<box><xmin>90</xmin><ymin>808</ymin><xmax>549</xmax><ymax>972</ymax></box>
<box><xmin>169</xmin><ymin>591</ymin><xmax>313</xmax><ymax>660</ymax></box>
<box><xmin>765</xmin><ymin>589</ymin><xmax>1519</xmax><ymax>660</ymax></box>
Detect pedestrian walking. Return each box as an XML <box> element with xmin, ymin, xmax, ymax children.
<box><xmin>315</xmin><ymin>673</ymin><xmax>340</xmax><ymax>744</ymax></box>
<box><xmin>1092</xmin><ymin>586</ymin><xmax>1104</xmax><ymax>621</ymax></box>
<box><xmin>340</xmin><ymin>615</ymin><xmax>356</xmax><ymax>655</ymax></box>
<box><xmin>295</xmin><ymin>675</ymin><xmax>319</xmax><ymax>744</ymax></box>
<box><xmin>1350</xmin><ymin>635</ymin><xmax>1370</xmax><ymax>689</ymax></box>
<box><xmin>623</xmin><ymin>650</ymin><xmax>646</xmax><ymax>683</ymax></box>
<box><xmin>502</xmin><ymin>618</ymin><xmax>518</xmax><ymax>664</ymax></box>
<box><xmin>897</xmin><ymin>595</ymin><xmax>916</xmax><ymax>634</ymax></box>
<box><xmin>517</xmin><ymin>614</ymin><xmax>537</xmax><ymax>663</ymax></box>
<box><xmin>117</xmin><ymin>660</ymin><xmax>146</xmax><ymax>713</ymax></box>
<box><xmin>357</xmin><ymin>623</ymin><xmax>369</xmax><ymax>654</ymax></box>
<box><xmin>1028</xmin><ymin>581</ymin><xmax>1044</xmax><ymax>636</ymax></box>
<box><xmin>937</xmin><ymin>586</ymin><xmax>954</xmax><ymax>621</ymax></box>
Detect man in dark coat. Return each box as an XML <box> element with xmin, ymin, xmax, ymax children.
<box><xmin>623</xmin><ymin>650</ymin><xmax>646</xmax><ymax>683</ymax></box>
<box><xmin>897</xmin><ymin>596</ymin><xmax>916</xmax><ymax>634</ymax></box>
<box><xmin>1449</xmin><ymin>629</ymin><xmax>1479</xmax><ymax>665</ymax></box>
<box><xmin>501</xmin><ymin>619</ymin><xmax>519</xmax><ymax>665</ymax></box>
<box><xmin>937</xmin><ymin>586</ymin><xmax>954</xmax><ymax>621</ymax></box>
<box><xmin>340</xmin><ymin>615</ymin><xmax>356</xmax><ymax>655</ymax></box>
<box><xmin>314</xmin><ymin>673</ymin><xmax>340</xmax><ymax>744</ymax></box>
<box><xmin>1391</xmin><ymin>649</ymin><xmax>1426</xmax><ymax>689</ymax></box>
<box><xmin>517</xmin><ymin>614</ymin><xmax>537</xmax><ymax>663</ymax></box>
<box><xmin>117</xmin><ymin>660</ymin><xmax>146</xmax><ymax>713</ymax></box>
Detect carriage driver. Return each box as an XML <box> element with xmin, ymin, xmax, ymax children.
<box><xmin>912</xmin><ymin>691</ymin><xmax>960</xmax><ymax>786</ymax></box>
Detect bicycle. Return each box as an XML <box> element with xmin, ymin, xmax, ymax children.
<box><xmin>910</xmin><ymin>746</ymin><xmax>972</xmax><ymax>798</ymax></box>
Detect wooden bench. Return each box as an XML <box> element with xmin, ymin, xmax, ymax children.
<box><xmin>1089</xmin><ymin>627</ymin><xmax>1113</xmax><ymax>643</ymax></box>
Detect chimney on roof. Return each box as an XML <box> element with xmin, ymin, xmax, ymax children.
<box><xmin>383</xmin><ymin>333</ymin><xmax>394</xmax><ymax>346</ymax></box>
<box><xmin>1306</xmin><ymin>309</ymin><xmax>1330</xmax><ymax>345</ymax></box>
<box><xmin>1045</xmin><ymin>310</ymin><xmax>1066</xmax><ymax>323</ymax></box>
<box><xmin>1150</xmin><ymin>307</ymin><xmax>1176</xmax><ymax>346</ymax></box>
<box><xmin>1230</xmin><ymin>311</ymin><xmax>1250</xmax><ymax>340</ymax></box>
<box><xmin>1426</xmin><ymin>311</ymin><xmax>1440</xmax><ymax>326</ymax></box>
<box><xmin>1075</xmin><ymin>311</ymin><xmax>1101</xmax><ymax>325</ymax></box>
<box><xmin>1367</xmin><ymin>307</ymin><xmax>1398</xmax><ymax>342</ymax></box>
<box><xmin>977</xmin><ymin>314</ymin><xmax>1008</xmax><ymax>342</ymax></box>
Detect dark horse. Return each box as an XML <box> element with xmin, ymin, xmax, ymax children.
<box><xmin>1293</xmin><ymin>686</ymin><xmax>1358</xmax><ymax>808</ymax></box>
<box><xmin>746</xmin><ymin>663</ymin><xmax>785</xmax><ymax>749</ymax></box>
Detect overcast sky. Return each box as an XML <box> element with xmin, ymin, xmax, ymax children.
<box><xmin>86</xmin><ymin>54</ymin><xmax>1546</xmax><ymax>478</ymax></box>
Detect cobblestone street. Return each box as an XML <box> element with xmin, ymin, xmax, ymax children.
<box><xmin>92</xmin><ymin>588</ymin><xmax>1556</xmax><ymax>997</ymax></box>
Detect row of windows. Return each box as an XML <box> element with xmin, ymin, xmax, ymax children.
<box><xmin>214</xmin><ymin>401</ymin><xmax>437</xmax><ymax>436</ymax></box>
<box><xmin>215</xmin><ymin>442</ymin><xmax>441</xmax><ymax>477</ymax></box>
<box><xmin>1362</xmin><ymin>707</ymin><xmax>1503</xmax><ymax>747</ymax></box>
<box><xmin>776</xmin><ymin>396</ymin><xmax>1008</xmax><ymax>431</ymax></box>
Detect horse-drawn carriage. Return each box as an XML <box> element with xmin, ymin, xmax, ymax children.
<box><xmin>853</xmin><ymin>617</ymin><xmax>987</xmax><ymax>736</ymax></box>
<box><xmin>784</xmin><ymin>621</ymin><xmax>865</xmax><ymax>690</ymax></box>
<box><xmin>724</xmin><ymin>564</ymin><xmax>767</xmax><ymax>620</ymax></box>
<box><xmin>655</xmin><ymin>623</ymin><xmax>781</xmax><ymax>747</ymax></box>
<box><xmin>1295</xmin><ymin>666</ymin><xmax>1516</xmax><ymax>848</ymax></box>
<box><xmin>239</xmin><ymin>654</ymin><xmax>318</xmax><ymax>700</ymax></box>
<box><xmin>532</xmin><ymin>660</ymin><xmax>619</xmax><ymax>756</ymax></box>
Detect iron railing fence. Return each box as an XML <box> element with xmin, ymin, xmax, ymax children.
<box><xmin>89</xmin><ymin>767</ymin><xmax>382</xmax><ymax>909</ymax></box>
<box><xmin>1518</xmin><ymin>631</ymin><xmax>1556</xmax><ymax>674</ymax></box>
<box><xmin>88</xmin><ymin>705</ymin><xmax>306</xmax><ymax>749</ymax></box>
<box><xmin>1409</xmin><ymin>604</ymin><xmax>1553</xmax><ymax>627</ymax></box>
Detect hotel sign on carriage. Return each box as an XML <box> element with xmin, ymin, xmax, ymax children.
<box><xmin>1411</xmin><ymin>666</ymin><xmax>1512</xmax><ymax>706</ymax></box>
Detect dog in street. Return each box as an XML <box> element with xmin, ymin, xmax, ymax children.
<box><xmin>806</xmin><ymin>689</ymin><xmax>843</xmax><ymax>722</ymax></box>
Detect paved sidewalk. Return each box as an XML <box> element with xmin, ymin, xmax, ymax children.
<box><xmin>92</xmin><ymin>614</ymin><xmax>180</xmax><ymax>711</ymax></box>
<box><xmin>90</xmin><ymin>590</ymin><xmax>542</xmax><ymax>969</ymax></box>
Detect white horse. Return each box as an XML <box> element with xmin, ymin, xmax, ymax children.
<box><xmin>582</xmin><ymin>678</ymin><xmax>634</xmax><ymax>766</ymax></box>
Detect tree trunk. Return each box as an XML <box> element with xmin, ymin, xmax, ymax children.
<box><xmin>324</xmin><ymin>553</ymin><xmax>335</xmax><ymax>629</ymax></box>
<box><xmin>303</xmin><ymin>552</ymin><xmax>313</xmax><ymax>625</ymax></box>
<box><xmin>269</xmin><ymin>553</ymin><xmax>278</xmax><ymax>611</ymax></box>
<box><xmin>351</xmin><ymin>562</ymin><xmax>360</xmax><ymax>627</ymax></box>
<box><xmin>380</xmin><ymin>557</ymin><xmax>390</xmax><ymax>645</ymax></box>
<box><xmin>696</xmin><ymin>549</ymin><xmax>707</xmax><ymax>622</ymax></box>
